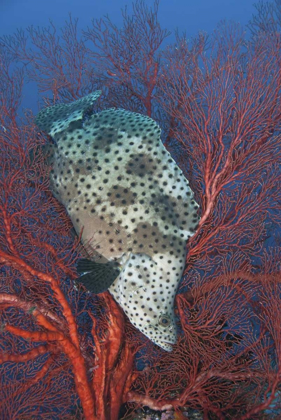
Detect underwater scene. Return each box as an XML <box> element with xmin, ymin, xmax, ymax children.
<box><xmin>0</xmin><ymin>0</ymin><xmax>281</xmax><ymax>418</ymax></box>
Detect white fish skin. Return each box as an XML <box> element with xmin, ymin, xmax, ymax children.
<box><xmin>35</xmin><ymin>91</ymin><xmax>200</xmax><ymax>351</ymax></box>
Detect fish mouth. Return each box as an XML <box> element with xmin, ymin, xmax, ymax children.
<box><xmin>163</xmin><ymin>339</ymin><xmax>175</xmax><ymax>345</ymax></box>
<box><xmin>159</xmin><ymin>342</ymin><xmax>174</xmax><ymax>352</ymax></box>
<box><xmin>162</xmin><ymin>337</ymin><xmax>177</xmax><ymax>345</ymax></box>
<box><xmin>160</xmin><ymin>340</ymin><xmax>176</xmax><ymax>348</ymax></box>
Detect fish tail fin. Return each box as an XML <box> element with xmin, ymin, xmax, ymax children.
<box><xmin>35</xmin><ymin>90</ymin><xmax>102</xmax><ymax>137</ymax></box>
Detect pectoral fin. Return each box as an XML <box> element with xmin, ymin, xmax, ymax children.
<box><xmin>76</xmin><ymin>258</ymin><xmax>121</xmax><ymax>294</ymax></box>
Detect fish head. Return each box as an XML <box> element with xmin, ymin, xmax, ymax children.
<box><xmin>111</xmin><ymin>253</ymin><xmax>179</xmax><ymax>351</ymax></box>
<box><xmin>146</xmin><ymin>310</ymin><xmax>177</xmax><ymax>352</ymax></box>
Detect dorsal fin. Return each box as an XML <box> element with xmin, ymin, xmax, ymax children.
<box><xmin>35</xmin><ymin>91</ymin><xmax>102</xmax><ymax>137</ymax></box>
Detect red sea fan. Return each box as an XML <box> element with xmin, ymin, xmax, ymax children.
<box><xmin>1</xmin><ymin>1</ymin><xmax>281</xmax><ymax>419</ymax></box>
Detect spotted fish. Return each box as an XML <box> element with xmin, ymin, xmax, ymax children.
<box><xmin>35</xmin><ymin>91</ymin><xmax>200</xmax><ymax>351</ymax></box>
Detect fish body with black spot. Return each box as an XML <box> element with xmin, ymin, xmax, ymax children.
<box><xmin>35</xmin><ymin>91</ymin><xmax>200</xmax><ymax>351</ymax></box>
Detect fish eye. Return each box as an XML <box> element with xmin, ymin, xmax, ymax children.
<box><xmin>159</xmin><ymin>314</ymin><xmax>171</xmax><ymax>327</ymax></box>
